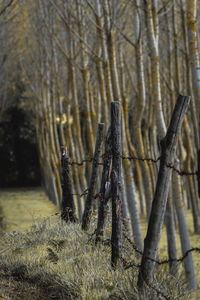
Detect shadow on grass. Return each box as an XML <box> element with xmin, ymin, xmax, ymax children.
<box><xmin>0</xmin><ymin>262</ymin><xmax>78</xmax><ymax>300</ymax></box>
<box><xmin>0</xmin><ymin>217</ymin><xmax>190</xmax><ymax>300</ymax></box>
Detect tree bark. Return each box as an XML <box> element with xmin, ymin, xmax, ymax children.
<box><xmin>173</xmin><ymin>159</ymin><xmax>197</xmax><ymax>290</ymax></box>
<box><xmin>138</xmin><ymin>95</ymin><xmax>190</xmax><ymax>290</ymax></box>
<box><xmin>82</xmin><ymin>123</ymin><xmax>104</xmax><ymax>230</ymax></box>
<box><xmin>111</xmin><ymin>101</ymin><xmax>122</xmax><ymax>268</ymax></box>
<box><xmin>96</xmin><ymin>127</ymin><xmax>112</xmax><ymax>243</ymax></box>
<box><xmin>164</xmin><ymin>188</ymin><xmax>178</xmax><ymax>276</ymax></box>
<box><xmin>61</xmin><ymin>146</ymin><xmax>77</xmax><ymax>222</ymax></box>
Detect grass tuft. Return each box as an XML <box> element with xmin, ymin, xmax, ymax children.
<box><xmin>0</xmin><ymin>216</ymin><xmax>191</xmax><ymax>300</ymax></box>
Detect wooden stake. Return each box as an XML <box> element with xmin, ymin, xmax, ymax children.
<box><xmin>82</xmin><ymin>123</ymin><xmax>104</xmax><ymax>230</ymax></box>
<box><xmin>138</xmin><ymin>95</ymin><xmax>191</xmax><ymax>290</ymax></box>
<box><xmin>111</xmin><ymin>101</ymin><xmax>122</xmax><ymax>268</ymax></box>
<box><xmin>61</xmin><ymin>146</ymin><xmax>77</xmax><ymax>222</ymax></box>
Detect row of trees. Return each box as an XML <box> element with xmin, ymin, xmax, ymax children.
<box><xmin>0</xmin><ymin>0</ymin><xmax>18</xmax><ymax>116</ymax></box>
<box><xmin>0</xmin><ymin>0</ymin><xmax>200</xmax><ymax>291</ymax></box>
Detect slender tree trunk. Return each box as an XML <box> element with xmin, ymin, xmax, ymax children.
<box><xmin>96</xmin><ymin>127</ymin><xmax>112</xmax><ymax>242</ymax></box>
<box><xmin>121</xmin><ymin>109</ymin><xmax>143</xmax><ymax>250</ymax></box>
<box><xmin>138</xmin><ymin>95</ymin><xmax>190</xmax><ymax>290</ymax></box>
<box><xmin>144</xmin><ymin>0</ymin><xmax>166</xmax><ymax>138</ymax></box>
<box><xmin>164</xmin><ymin>188</ymin><xmax>178</xmax><ymax>276</ymax></box>
<box><xmin>121</xmin><ymin>167</ymin><xmax>132</xmax><ymax>237</ymax></box>
<box><xmin>173</xmin><ymin>160</ymin><xmax>197</xmax><ymax>290</ymax></box>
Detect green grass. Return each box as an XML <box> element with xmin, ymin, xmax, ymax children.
<box><xmin>0</xmin><ymin>188</ymin><xmax>199</xmax><ymax>299</ymax></box>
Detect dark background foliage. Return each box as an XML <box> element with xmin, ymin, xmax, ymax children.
<box><xmin>0</xmin><ymin>98</ymin><xmax>41</xmax><ymax>187</ymax></box>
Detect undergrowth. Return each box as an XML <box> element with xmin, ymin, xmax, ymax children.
<box><xmin>0</xmin><ymin>216</ymin><xmax>191</xmax><ymax>300</ymax></box>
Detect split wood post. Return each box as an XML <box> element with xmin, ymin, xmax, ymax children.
<box><xmin>111</xmin><ymin>101</ymin><xmax>122</xmax><ymax>268</ymax></box>
<box><xmin>138</xmin><ymin>95</ymin><xmax>190</xmax><ymax>290</ymax></box>
<box><xmin>61</xmin><ymin>146</ymin><xmax>77</xmax><ymax>222</ymax></box>
<box><xmin>96</xmin><ymin>126</ymin><xmax>112</xmax><ymax>243</ymax></box>
<box><xmin>82</xmin><ymin>123</ymin><xmax>104</xmax><ymax>230</ymax></box>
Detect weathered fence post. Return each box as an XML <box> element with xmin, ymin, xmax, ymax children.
<box><xmin>61</xmin><ymin>146</ymin><xmax>77</xmax><ymax>222</ymax></box>
<box><xmin>96</xmin><ymin>126</ymin><xmax>112</xmax><ymax>243</ymax></box>
<box><xmin>111</xmin><ymin>101</ymin><xmax>122</xmax><ymax>268</ymax></box>
<box><xmin>138</xmin><ymin>95</ymin><xmax>190</xmax><ymax>290</ymax></box>
<box><xmin>82</xmin><ymin>123</ymin><xmax>104</xmax><ymax>230</ymax></box>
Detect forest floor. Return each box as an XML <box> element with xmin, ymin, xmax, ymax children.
<box><xmin>0</xmin><ymin>188</ymin><xmax>199</xmax><ymax>299</ymax></box>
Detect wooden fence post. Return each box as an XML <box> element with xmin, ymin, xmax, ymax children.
<box><xmin>137</xmin><ymin>95</ymin><xmax>190</xmax><ymax>290</ymax></box>
<box><xmin>82</xmin><ymin>123</ymin><xmax>104</xmax><ymax>230</ymax></box>
<box><xmin>61</xmin><ymin>146</ymin><xmax>77</xmax><ymax>222</ymax></box>
<box><xmin>111</xmin><ymin>101</ymin><xmax>122</xmax><ymax>268</ymax></box>
<box><xmin>96</xmin><ymin>126</ymin><xmax>112</xmax><ymax>243</ymax></box>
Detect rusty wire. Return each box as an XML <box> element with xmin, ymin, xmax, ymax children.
<box><xmin>123</xmin><ymin>233</ymin><xmax>200</xmax><ymax>268</ymax></box>
<box><xmin>60</xmin><ymin>149</ymin><xmax>199</xmax><ymax>298</ymax></box>
<box><xmin>68</xmin><ymin>151</ymin><xmax>198</xmax><ymax>177</ymax></box>
<box><xmin>87</xmin><ymin>231</ymin><xmax>200</xmax><ymax>299</ymax></box>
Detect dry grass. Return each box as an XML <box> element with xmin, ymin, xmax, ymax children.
<box><xmin>0</xmin><ymin>188</ymin><xmax>199</xmax><ymax>299</ymax></box>
<box><xmin>0</xmin><ymin>217</ymin><xmax>189</xmax><ymax>300</ymax></box>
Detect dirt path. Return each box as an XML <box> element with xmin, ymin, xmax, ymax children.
<box><xmin>0</xmin><ymin>187</ymin><xmax>59</xmax><ymax>232</ymax></box>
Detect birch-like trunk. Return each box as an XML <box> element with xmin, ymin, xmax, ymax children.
<box><xmin>144</xmin><ymin>0</ymin><xmax>166</xmax><ymax>138</ymax></box>
<box><xmin>173</xmin><ymin>160</ymin><xmax>197</xmax><ymax>290</ymax></box>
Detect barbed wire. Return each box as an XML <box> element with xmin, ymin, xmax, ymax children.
<box><xmin>69</xmin><ymin>158</ymin><xmax>94</xmax><ymax>166</ymax></box>
<box><xmin>123</xmin><ymin>233</ymin><xmax>200</xmax><ymax>268</ymax></box>
<box><xmin>46</xmin><ymin>212</ymin><xmax>196</xmax><ymax>299</ymax></box>
<box><xmin>68</xmin><ymin>151</ymin><xmax>198</xmax><ymax>177</ymax></box>
<box><xmin>121</xmin><ymin>154</ymin><xmax>161</xmax><ymax>163</ymax></box>
<box><xmin>50</xmin><ymin>213</ymin><xmax>200</xmax><ymax>269</ymax></box>
<box><xmin>48</xmin><ymin>211</ymin><xmax>197</xmax><ymax>299</ymax></box>
<box><xmin>87</xmin><ymin>234</ymin><xmax>173</xmax><ymax>300</ymax></box>
<box><xmin>86</xmin><ymin>230</ymin><xmax>200</xmax><ymax>271</ymax></box>
<box><xmin>71</xmin><ymin>189</ymin><xmax>103</xmax><ymax>199</ymax></box>
<box><xmin>88</xmin><ymin>232</ymin><xmax>200</xmax><ymax>299</ymax></box>
<box><xmin>165</xmin><ymin>163</ymin><xmax>197</xmax><ymax>176</ymax></box>
<box><xmin>72</xmin><ymin>188</ymin><xmax>89</xmax><ymax>198</ymax></box>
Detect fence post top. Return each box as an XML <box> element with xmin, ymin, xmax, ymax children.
<box><xmin>61</xmin><ymin>146</ymin><xmax>67</xmax><ymax>157</ymax></box>
<box><xmin>111</xmin><ymin>101</ymin><xmax>120</xmax><ymax>105</ymax></box>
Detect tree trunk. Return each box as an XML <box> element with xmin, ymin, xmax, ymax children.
<box><xmin>96</xmin><ymin>127</ymin><xmax>112</xmax><ymax>242</ymax></box>
<box><xmin>173</xmin><ymin>160</ymin><xmax>197</xmax><ymax>290</ymax></box>
<box><xmin>164</xmin><ymin>188</ymin><xmax>178</xmax><ymax>276</ymax></box>
<box><xmin>138</xmin><ymin>95</ymin><xmax>190</xmax><ymax>290</ymax></box>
